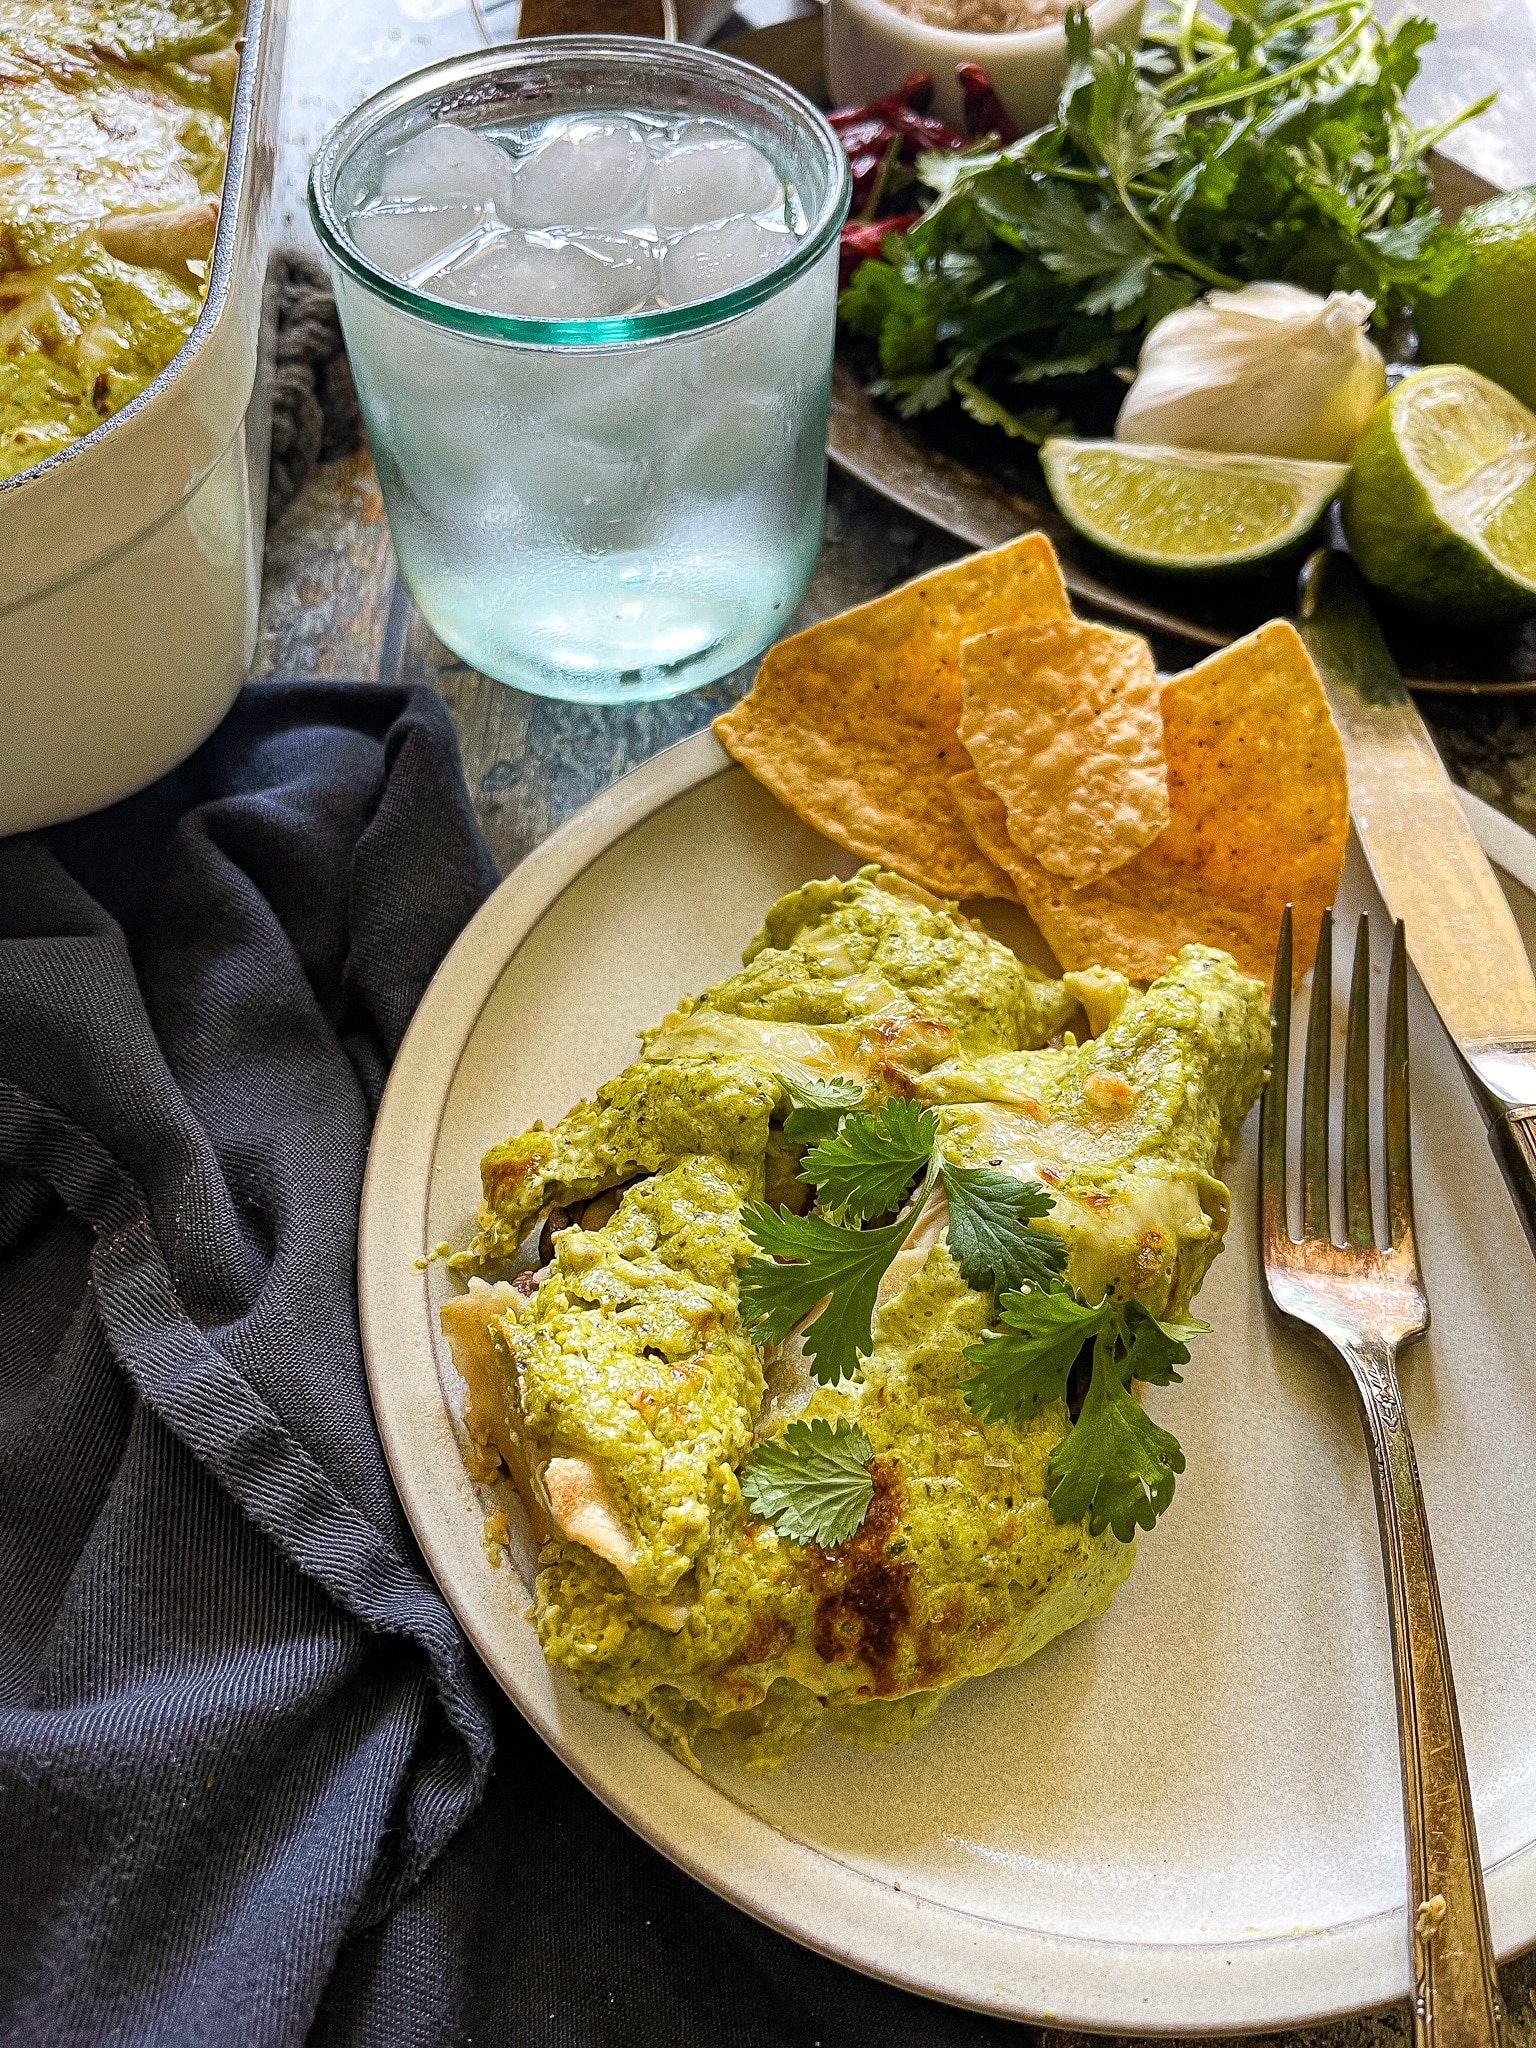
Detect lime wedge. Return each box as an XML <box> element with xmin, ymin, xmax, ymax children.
<box><xmin>1341</xmin><ymin>366</ymin><xmax>1536</xmax><ymax>625</ymax></box>
<box><xmin>1040</xmin><ymin>439</ymin><xmax>1348</xmax><ymax>573</ymax></box>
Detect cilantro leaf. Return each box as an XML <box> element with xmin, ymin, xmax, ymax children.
<box><xmin>801</xmin><ymin>1099</ymin><xmax>937</xmax><ymax>1223</ymax></box>
<box><xmin>1084</xmin><ymin>43</ymin><xmax>1183</xmax><ymax>191</ymax></box>
<box><xmin>962</xmin><ymin>1286</ymin><xmax>1204</xmax><ymax>1538</ymax></box>
<box><xmin>960</xmin><ymin>1286</ymin><xmax>1110</xmax><ymax>1423</ymax></box>
<box><xmin>740</xmin><ymin>1418</ymin><xmax>875</xmax><ymax>1547</ymax></box>
<box><xmin>869</xmin><ymin>363</ymin><xmax>959</xmax><ymax>418</ymax></box>
<box><xmin>1048</xmin><ymin>1330</ymin><xmax>1185</xmax><ymax>1541</ymax></box>
<box><xmin>780</xmin><ymin>1073</ymin><xmax>864</xmax><ymax>1147</ymax></box>
<box><xmin>977</xmin><ymin>175</ymin><xmax>1151</xmax><ymax>313</ymax></box>
<box><xmin>953</xmin><ymin>375</ymin><xmax>1060</xmax><ymax>442</ymax></box>
<box><xmin>738</xmin><ymin>1203</ymin><xmax>919</xmax><ymax>1385</ymax></box>
<box><xmin>1119</xmin><ymin>1300</ymin><xmax>1207</xmax><ymax>1387</ymax></box>
<box><xmin>940</xmin><ymin>1161</ymin><xmax>1065</xmax><ymax>1296</ymax></box>
<box><xmin>1057</xmin><ymin>2</ymin><xmax>1097</xmax><ymax>124</ymax></box>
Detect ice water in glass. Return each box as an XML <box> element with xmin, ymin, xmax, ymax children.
<box><xmin>314</xmin><ymin>49</ymin><xmax>848</xmax><ymax>704</ymax></box>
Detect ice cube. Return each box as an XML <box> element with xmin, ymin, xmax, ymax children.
<box><xmin>432</xmin><ymin>231</ymin><xmax>658</xmax><ymax>319</ymax></box>
<box><xmin>508</xmin><ymin>434</ymin><xmax>655</xmax><ymax>525</ymax></box>
<box><xmin>506</xmin><ymin>120</ymin><xmax>653</xmax><ymax>230</ymax></box>
<box><xmin>534</xmin><ymin>350</ymin><xmax>674</xmax><ymax>454</ymax></box>
<box><xmin>688</xmin><ymin>251</ymin><xmax>835</xmax><ymax>392</ymax></box>
<box><xmin>349</xmin><ymin>201</ymin><xmax>481</xmax><ymax>279</ymax></box>
<box><xmin>650</xmin><ymin>131</ymin><xmax>782</xmax><ymax>235</ymax></box>
<box><xmin>659</xmin><ymin>216</ymin><xmax>788</xmax><ymax>308</ymax></box>
<box><xmin>673</xmin><ymin>394</ymin><xmax>783</xmax><ymax>498</ymax></box>
<box><xmin>378</xmin><ymin>122</ymin><xmax>517</xmax><ymax>218</ymax></box>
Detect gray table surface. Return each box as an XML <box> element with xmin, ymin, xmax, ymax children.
<box><xmin>255</xmin><ymin>6</ymin><xmax>1536</xmax><ymax>2037</ymax></box>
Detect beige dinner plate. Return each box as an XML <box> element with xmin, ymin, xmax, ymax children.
<box><xmin>358</xmin><ymin>737</ymin><xmax>1536</xmax><ymax>2028</ymax></box>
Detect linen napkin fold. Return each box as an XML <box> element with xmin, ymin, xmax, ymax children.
<box><xmin>0</xmin><ymin>684</ymin><xmax>498</xmax><ymax>2048</ymax></box>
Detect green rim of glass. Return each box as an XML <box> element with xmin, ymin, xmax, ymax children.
<box><xmin>308</xmin><ymin>35</ymin><xmax>851</xmax><ymax>349</ymax></box>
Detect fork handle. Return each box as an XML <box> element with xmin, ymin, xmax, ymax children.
<box><xmin>1345</xmin><ymin>1337</ymin><xmax>1503</xmax><ymax>2048</ymax></box>
<box><xmin>1488</xmin><ymin>1106</ymin><xmax>1536</xmax><ymax>1263</ymax></box>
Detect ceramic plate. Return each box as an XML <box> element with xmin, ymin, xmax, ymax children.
<box><xmin>359</xmin><ymin>739</ymin><xmax>1536</xmax><ymax>2028</ymax></box>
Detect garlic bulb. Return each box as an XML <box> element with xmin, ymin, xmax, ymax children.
<box><xmin>1115</xmin><ymin>282</ymin><xmax>1387</xmax><ymax>462</ymax></box>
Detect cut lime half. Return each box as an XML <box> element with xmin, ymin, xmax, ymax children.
<box><xmin>1040</xmin><ymin>440</ymin><xmax>1349</xmax><ymax>574</ymax></box>
<box><xmin>1341</xmin><ymin>366</ymin><xmax>1536</xmax><ymax>625</ymax></box>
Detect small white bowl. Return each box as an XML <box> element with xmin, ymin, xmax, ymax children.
<box><xmin>825</xmin><ymin>0</ymin><xmax>1144</xmax><ymax>136</ymax></box>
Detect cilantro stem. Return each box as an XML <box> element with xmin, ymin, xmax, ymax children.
<box><xmin>1173</xmin><ymin>4</ymin><xmax>1373</xmax><ymax>115</ymax></box>
<box><xmin>1172</xmin><ymin>0</ymin><xmax>1201</xmax><ymax>75</ymax></box>
<box><xmin>1414</xmin><ymin>93</ymin><xmax>1498</xmax><ymax>157</ymax></box>
<box><xmin>1019</xmin><ymin>156</ymin><xmax>1166</xmax><ymax>202</ymax></box>
<box><xmin>1111</xmin><ymin>178</ymin><xmax>1242</xmax><ymax>290</ymax></box>
<box><xmin>858</xmin><ymin>135</ymin><xmax>906</xmax><ymax>225</ymax></box>
<box><xmin>1151</xmin><ymin>0</ymin><xmax>1372</xmax><ymax>104</ymax></box>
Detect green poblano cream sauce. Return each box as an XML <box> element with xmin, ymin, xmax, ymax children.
<box><xmin>0</xmin><ymin>0</ymin><xmax>239</xmax><ymax>479</ymax></box>
<box><xmin>448</xmin><ymin>868</ymin><xmax>1270</xmax><ymax>1772</ymax></box>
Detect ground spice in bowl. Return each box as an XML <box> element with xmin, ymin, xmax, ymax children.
<box><xmin>881</xmin><ymin>0</ymin><xmax>1069</xmax><ymax>29</ymax></box>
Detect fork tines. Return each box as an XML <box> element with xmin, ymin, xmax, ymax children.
<box><xmin>1261</xmin><ymin>904</ymin><xmax>1417</xmax><ymax>1262</ymax></box>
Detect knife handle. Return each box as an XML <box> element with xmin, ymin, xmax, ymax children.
<box><xmin>1490</xmin><ymin>1107</ymin><xmax>1536</xmax><ymax>1259</ymax></box>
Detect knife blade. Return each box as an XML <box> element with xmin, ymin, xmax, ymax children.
<box><xmin>1297</xmin><ymin>547</ymin><xmax>1536</xmax><ymax>1249</ymax></box>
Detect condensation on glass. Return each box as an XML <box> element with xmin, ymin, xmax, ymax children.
<box><xmin>310</xmin><ymin>39</ymin><xmax>850</xmax><ymax>703</ymax></box>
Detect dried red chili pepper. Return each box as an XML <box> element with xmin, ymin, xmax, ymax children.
<box><xmin>828</xmin><ymin>70</ymin><xmax>933</xmax><ymax>128</ymax></box>
<box><xmin>838</xmin><ymin>212</ymin><xmax>920</xmax><ymax>288</ymax></box>
<box><xmin>956</xmin><ymin>62</ymin><xmax>1022</xmax><ymax>144</ymax></box>
<box><xmin>830</xmin><ymin>70</ymin><xmax>967</xmax><ymax>219</ymax></box>
<box><xmin>830</xmin><ymin>70</ymin><xmax>964</xmax><ymax>154</ymax></box>
<box><xmin>828</xmin><ymin>113</ymin><xmax>897</xmax><ymax>153</ymax></box>
<box><xmin>877</xmin><ymin>100</ymin><xmax>967</xmax><ymax>153</ymax></box>
<box><xmin>846</xmin><ymin>145</ymin><xmax>893</xmax><ymax>211</ymax></box>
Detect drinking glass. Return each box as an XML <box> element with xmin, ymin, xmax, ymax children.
<box><xmin>309</xmin><ymin>38</ymin><xmax>850</xmax><ymax>703</ymax></box>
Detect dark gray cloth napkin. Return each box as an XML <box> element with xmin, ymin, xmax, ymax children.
<box><xmin>0</xmin><ymin>682</ymin><xmax>1027</xmax><ymax>2048</ymax></box>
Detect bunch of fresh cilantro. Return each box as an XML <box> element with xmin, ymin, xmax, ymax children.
<box><xmin>738</xmin><ymin>1080</ymin><xmax>1204</xmax><ymax>1549</ymax></box>
<box><xmin>838</xmin><ymin>0</ymin><xmax>1490</xmax><ymax>440</ymax></box>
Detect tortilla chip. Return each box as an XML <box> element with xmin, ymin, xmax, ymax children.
<box><xmin>951</xmin><ymin>620</ymin><xmax>1347</xmax><ymax>989</ymax></box>
<box><xmin>713</xmin><ymin>534</ymin><xmax>1070</xmax><ymax>900</ymax></box>
<box><xmin>959</xmin><ymin>617</ymin><xmax>1170</xmax><ymax>885</ymax></box>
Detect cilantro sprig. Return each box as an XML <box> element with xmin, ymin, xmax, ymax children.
<box><xmin>740</xmin><ymin>1079</ymin><xmax>1207</xmax><ymax>1544</ymax></box>
<box><xmin>940</xmin><ymin>1160</ymin><xmax>1065</xmax><ymax>1296</ymax></box>
<box><xmin>781</xmin><ymin>1074</ymin><xmax>865</xmax><ymax>1146</ymax></box>
<box><xmin>801</xmin><ymin>1098</ymin><xmax>937</xmax><ymax>1222</ymax></box>
<box><xmin>738</xmin><ymin>1198</ymin><xmax>934</xmax><ymax>1386</ymax></box>
<box><xmin>963</xmin><ymin>1288</ymin><xmax>1207</xmax><ymax>1540</ymax></box>
<box><xmin>740</xmin><ymin>1418</ymin><xmax>875</xmax><ymax>1547</ymax></box>
<box><xmin>740</xmin><ymin>1082</ymin><xmax>1064</xmax><ymax>1385</ymax></box>
<box><xmin>840</xmin><ymin>1</ymin><xmax>1488</xmax><ymax>438</ymax></box>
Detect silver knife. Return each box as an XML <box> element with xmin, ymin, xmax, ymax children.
<box><xmin>1297</xmin><ymin>547</ymin><xmax>1536</xmax><ymax>1250</ymax></box>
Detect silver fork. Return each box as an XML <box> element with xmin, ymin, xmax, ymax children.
<box><xmin>1261</xmin><ymin>905</ymin><xmax>1502</xmax><ymax>2048</ymax></box>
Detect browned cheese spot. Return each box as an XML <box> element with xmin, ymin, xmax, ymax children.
<box><xmin>810</xmin><ymin>1460</ymin><xmax>914</xmax><ymax>1697</ymax></box>
<box><xmin>726</xmin><ymin>1612</ymin><xmax>795</xmax><ymax>1674</ymax></box>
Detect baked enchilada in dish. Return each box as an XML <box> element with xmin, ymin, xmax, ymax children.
<box><xmin>1</xmin><ymin>0</ymin><xmax>240</xmax><ymax>478</ymax></box>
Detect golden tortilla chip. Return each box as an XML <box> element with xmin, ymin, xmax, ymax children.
<box><xmin>951</xmin><ymin>619</ymin><xmax>1347</xmax><ymax>988</ymax></box>
<box><xmin>959</xmin><ymin>617</ymin><xmax>1170</xmax><ymax>885</ymax></box>
<box><xmin>713</xmin><ymin>534</ymin><xmax>1070</xmax><ymax>900</ymax></box>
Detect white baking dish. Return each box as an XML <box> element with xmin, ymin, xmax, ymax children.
<box><xmin>0</xmin><ymin>0</ymin><xmax>288</xmax><ymax>836</ymax></box>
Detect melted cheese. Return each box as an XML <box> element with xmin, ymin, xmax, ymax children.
<box><xmin>961</xmin><ymin>1100</ymin><xmax>1218</xmax><ymax>1304</ymax></box>
<box><xmin>643</xmin><ymin>1010</ymin><xmax>863</xmax><ymax>1084</ymax></box>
